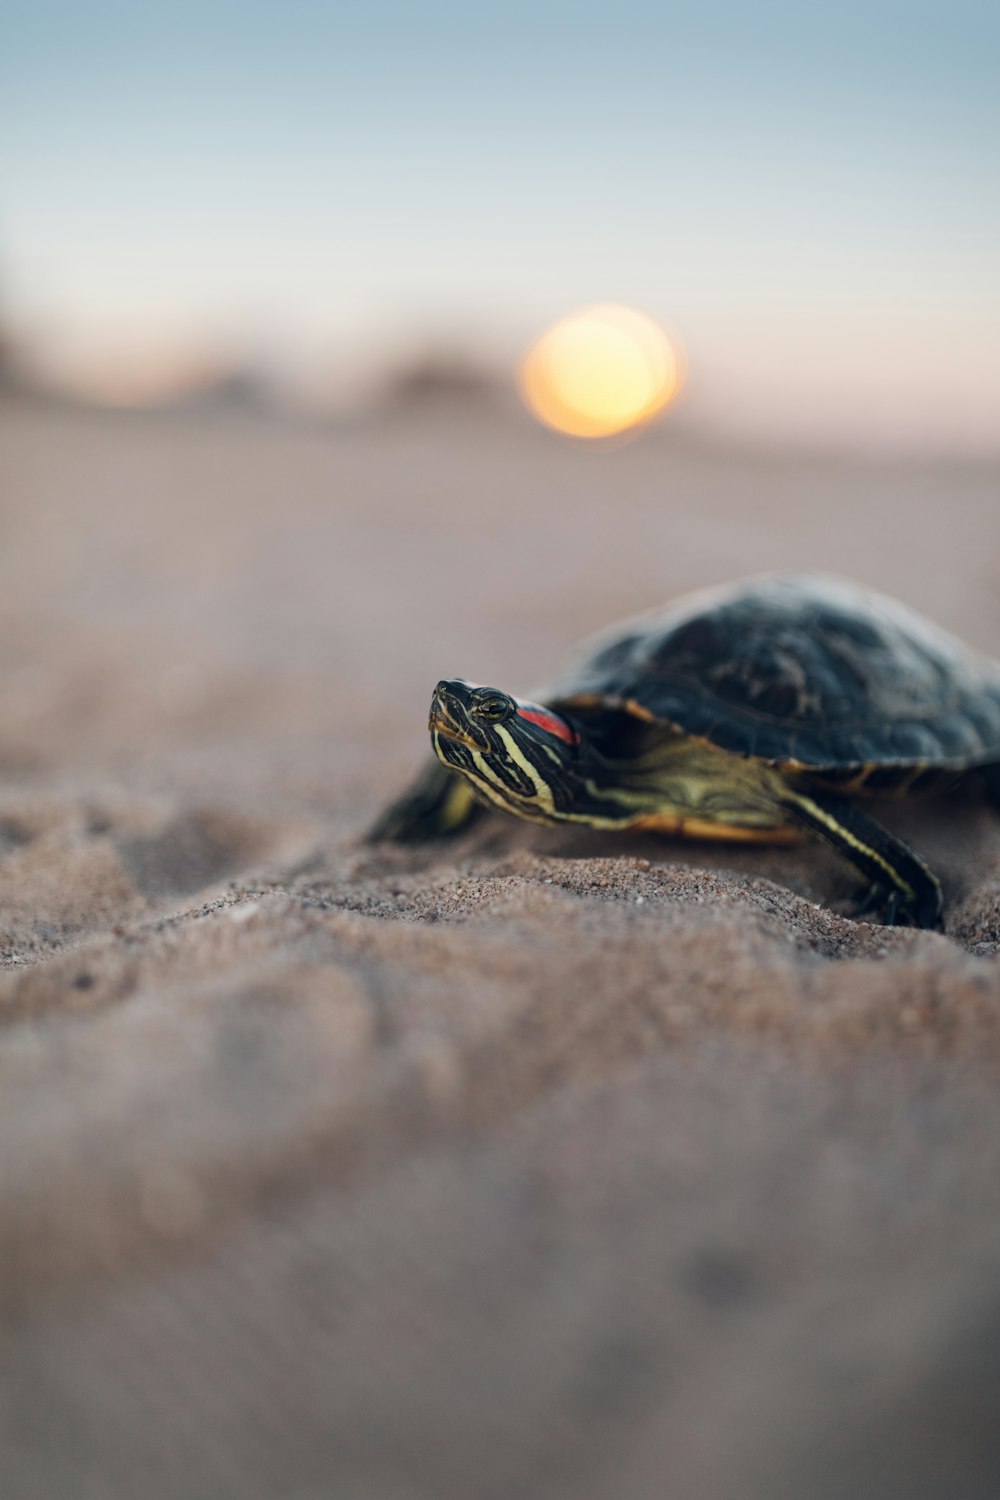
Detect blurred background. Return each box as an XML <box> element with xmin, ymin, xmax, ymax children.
<box><xmin>4</xmin><ymin>0</ymin><xmax>999</xmax><ymax>451</ymax></box>
<box><xmin>3</xmin><ymin>7</ymin><xmax>1000</xmax><ymax>1500</ymax></box>
<box><xmin>3</xmin><ymin>0</ymin><xmax>999</xmax><ymax>815</ymax></box>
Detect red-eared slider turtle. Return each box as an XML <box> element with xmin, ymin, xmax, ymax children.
<box><xmin>370</xmin><ymin>574</ymin><xmax>1000</xmax><ymax>928</ymax></box>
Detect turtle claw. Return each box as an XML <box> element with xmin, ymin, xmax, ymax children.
<box><xmin>850</xmin><ymin>883</ymin><xmax>944</xmax><ymax>931</ymax></box>
<box><xmin>851</xmin><ymin>883</ymin><xmax>908</xmax><ymax>927</ymax></box>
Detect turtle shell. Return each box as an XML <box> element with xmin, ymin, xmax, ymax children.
<box><xmin>543</xmin><ymin>573</ymin><xmax>1000</xmax><ymax>771</ymax></box>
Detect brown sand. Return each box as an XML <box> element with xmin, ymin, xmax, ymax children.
<box><xmin>1</xmin><ymin>393</ymin><xmax>999</xmax><ymax>1499</ymax></box>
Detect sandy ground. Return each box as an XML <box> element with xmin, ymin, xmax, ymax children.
<box><xmin>1</xmin><ymin>391</ymin><xmax>1000</xmax><ymax>1499</ymax></box>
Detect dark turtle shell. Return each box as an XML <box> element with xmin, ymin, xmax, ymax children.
<box><xmin>543</xmin><ymin>573</ymin><xmax>1000</xmax><ymax>771</ymax></box>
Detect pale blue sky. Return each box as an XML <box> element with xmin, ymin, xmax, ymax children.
<box><xmin>4</xmin><ymin>0</ymin><xmax>999</xmax><ymax>446</ymax></box>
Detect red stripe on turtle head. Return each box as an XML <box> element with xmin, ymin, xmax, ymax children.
<box><xmin>515</xmin><ymin>703</ymin><xmax>579</xmax><ymax>746</ymax></box>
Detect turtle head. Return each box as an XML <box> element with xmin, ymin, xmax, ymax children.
<box><xmin>428</xmin><ymin>679</ymin><xmax>582</xmax><ymax>823</ymax></box>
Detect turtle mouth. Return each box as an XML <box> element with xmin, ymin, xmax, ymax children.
<box><xmin>430</xmin><ymin>716</ymin><xmax>480</xmax><ymax>752</ymax></box>
<box><xmin>428</xmin><ymin>686</ymin><xmax>483</xmax><ymax>750</ymax></box>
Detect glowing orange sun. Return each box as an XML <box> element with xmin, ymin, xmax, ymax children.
<box><xmin>520</xmin><ymin>305</ymin><xmax>683</xmax><ymax>440</ymax></box>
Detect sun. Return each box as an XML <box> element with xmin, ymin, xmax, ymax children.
<box><xmin>519</xmin><ymin>305</ymin><xmax>682</xmax><ymax>440</ymax></box>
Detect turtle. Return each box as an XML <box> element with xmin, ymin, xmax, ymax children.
<box><xmin>369</xmin><ymin>573</ymin><xmax>1000</xmax><ymax>928</ymax></box>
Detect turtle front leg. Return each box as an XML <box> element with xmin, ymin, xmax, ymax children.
<box><xmin>779</xmin><ymin>787</ymin><xmax>944</xmax><ymax>930</ymax></box>
<box><xmin>367</xmin><ymin>758</ymin><xmax>484</xmax><ymax>844</ymax></box>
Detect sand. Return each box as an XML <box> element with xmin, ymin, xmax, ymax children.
<box><xmin>1</xmin><ymin>391</ymin><xmax>999</xmax><ymax>1499</ymax></box>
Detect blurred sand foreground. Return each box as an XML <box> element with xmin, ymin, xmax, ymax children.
<box><xmin>1</xmin><ymin>393</ymin><xmax>1000</xmax><ymax>1499</ymax></box>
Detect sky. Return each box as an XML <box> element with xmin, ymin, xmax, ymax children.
<box><xmin>4</xmin><ymin>0</ymin><xmax>999</xmax><ymax>449</ymax></box>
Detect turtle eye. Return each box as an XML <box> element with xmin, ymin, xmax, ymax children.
<box><xmin>473</xmin><ymin>694</ymin><xmax>511</xmax><ymax>722</ymax></box>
